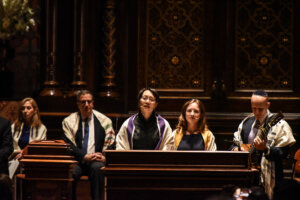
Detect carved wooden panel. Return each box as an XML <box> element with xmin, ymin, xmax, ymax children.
<box><xmin>235</xmin><ymin>0</ymin><xmax>294</xmax><ymax>92</ymax></box>
<box><xmin>141</xmin><ymin>0</ymin><xmax>206</xmax><ymax>92</ymax></box>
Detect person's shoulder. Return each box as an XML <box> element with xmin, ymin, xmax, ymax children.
<box><xmin>92</xmin><ymin>110</ymin><xmax>112</xmax><ymax>122</ymax></box>
<box><xmin>172</xmin><ymin>129</ymin><xmax>177</xmax><ymax>134</ymax></box>
<box><xmin>63</xmin><ymin>112</ymin><xmax>79</xmax><ymax>123</ymax></box>
<box><xmin>119</xmin><ymin>114</ymin><xmax>137</xmax><ymax>127</ymax></box>
<box><xmin>276</xmin><ymin>118</ymin><xmax>290</xmax><ymax>127</ymax></box>
<box><xmin>65</xmin><ymin>111</ymin><xmax>78</xmax><ymax>118</ymax></box>
<box><xmin>156</xmin><ymin>114</ymin><xmax>172</xmax><ymax>129</ymax></box>
<box><xmin>0</xmin><ymin>116</ymin><xmax>10</xmax><ymax>124</ymax></box>
<box><xmin>204</xmin><ymin>128</ymin><xmax>213</xmax><ymax>135</ymax></box>
<box><xmin>156</xmin><ymin>114</ymin><xmax>168</xmax><ymax>121</ymax></box>
<box><xmin>39</xmin><ymin>123</ymin><xmax>47</xmax><ymax>130</ymax></box>
<box><xmin>0</xmin><ymin>116</ymin><xmax>11</xmax><ymax>130</ymax></box>
<box><xmin>268</xmin><ymin>112</ymin><xmax>289</xmax><ymax>125</ymax></box>
<box><xmin>238</xmin><ymin>114</ymin><xmax>255</xmax><ymax>126</ymax></box>
<box><xmin>244</xmin><ymin>114</ymin><xmax>255</xmax><ymax>121</ymax></box>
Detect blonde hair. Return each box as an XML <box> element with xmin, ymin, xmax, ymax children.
<box><xmin>14</xmin><ymin>97</ymin><xmax>42</xmax><ymax>131</ymax></box>
<box><xmin>174</xmin><ymin>99</ymin><xmax>208</xmax><ymax>147</ymax></box>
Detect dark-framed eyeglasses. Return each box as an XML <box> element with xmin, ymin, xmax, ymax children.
<box><xmin>78</xmin><ymin>100</ymin><xmax>93</xmax><ymax>105</ymax></box>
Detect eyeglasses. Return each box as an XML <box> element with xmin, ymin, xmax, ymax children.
<box><xmin>141</xmin><ymin>96</ymin><xmax>155</xmax><ymax>102</ymax></box>
<box><xmin>78</xmin><ymin>100</ymin><xmax>93</xmax><ymax>105</ymax></box>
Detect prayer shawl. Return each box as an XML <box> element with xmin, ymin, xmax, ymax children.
<box><xmin>173</xmin><ymin>127</ymin><xmax>217</xmax><ymax>151</ymax></box>
<box><xmin>116</xmin><ymin>114</ymin><xmax>174</xmax><ymax>150</ymax></box>
<box><xmin>11</xmin><ymin>123</ymin><xmax>47</xmax><ymax>154</ymax></box>
<box><xmin>9</xmin><ymin>123</ymin><xmax>47</xmax><ymax>178</ymax></box>
<box><xmin>233</xmin><ymin>111</ymin><xmax>295</xmax><ymax>198</ymax></box>
<box><xmin>62</xmin><ymin>110</ymin><xmax>115</xmax><ymax>152</ymax></box>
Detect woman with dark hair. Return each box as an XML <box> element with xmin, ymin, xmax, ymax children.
<box><xmin>174</xmin><ymin>99</ymin><xmax>216</xmax><ymax>150</ymax></box>
<box><xmin>9</xmin><ymin>97</ymin><xmax>47</xmax><ymax>161</ymax></box>
<box><xmin>116</xmin><ymin>88</ymin><xmax>174</xmax><ymax>150</ymax></box>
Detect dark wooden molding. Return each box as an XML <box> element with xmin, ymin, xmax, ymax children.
<box><xmin>69</xmin><ymin>0</ymin><xmax>87</xmax><ymax>97</ymax></box>
<box><xmin>40</xmin><ymin>0</ymin><xmax>62</xmax><ymax>97</ymax></box>
<box><xmin>99</xmin><ymin>0</ymin><xmax>119</xmax><ymax>98</ymax></box>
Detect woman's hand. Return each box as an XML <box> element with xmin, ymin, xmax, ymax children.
<box><xmin>15</xmin><ymin>150</ymin><xmax>23</xmax><ymax>160</ymax></box>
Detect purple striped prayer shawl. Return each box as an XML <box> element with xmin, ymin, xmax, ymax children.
<box><xmin>126</xmin><ymin>114</ymin><xmax>165</xmax><ymax>150</ymax></box>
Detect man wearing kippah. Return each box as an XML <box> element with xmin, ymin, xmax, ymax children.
<box><xmin>231</xmin><ymin>90</ymin><xmax>295</xmax><ymax>199</ymax></box>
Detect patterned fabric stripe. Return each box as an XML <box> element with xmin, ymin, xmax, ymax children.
<box><xmin>155</xmin><ymin>114</ymin><xmax>165</xmax><ymax>150</ymax></box>
<box><xmin>126</xmin><ymin>114</ymin><xmax>137</xmax><ymax>149</ymax></box>
<box><xmin>102</xmin><ymin>121</ymin><xmax>113</xmax><ymax>131</ymax></box>
<box><xmin>103</xmin><ymin>130</ymin><xmax>115</xmax><ymax>150</ymax></box>
<box><xmin>93</xmin><ymin>109</ymin><xmax>114</xmax><ymax>131</ymax></box>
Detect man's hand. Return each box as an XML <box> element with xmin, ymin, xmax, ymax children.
<box><xmin>233</xmin><ymin>147</ymin><xmax>239</xmax><ymax>151</ymax></box>
<box><xmin>93</xmin><ymin>152</ymin><xmax>106</xmax><ymax>162</ymax></box>
<box><xmin>83</xmin><ymin>153</ymin><xmax>106</xmax><ymax>163</ymax></box>
<box><xmin>253</xmin><ymin>137</ymin><xmax>267</xmax><ymax>151</ymax></box>
<box><xmin>233</xmin><ymin>146</ymin><xmax>247</xmax><ymax>151</ymax></box>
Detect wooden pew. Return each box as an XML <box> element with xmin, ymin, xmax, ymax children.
<box><xmin>16</xmin><ymin>140</ymin><xmax>77</xmax><ymax>200</ymax></box>
<box><xmin>102</xmin><ymin>150</ymin><xmax>259</xmax><ymax>200</ymax></box>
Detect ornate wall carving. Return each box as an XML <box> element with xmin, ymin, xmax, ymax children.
<box><xmin>235</xmin><ymin>0</ymin><xmax>294</xmax><ymax>91</ymax></box>
<box><xmin>144</xmin><ymin>0</ymin><xmax>205</xmax><ymax>92</ymax></box>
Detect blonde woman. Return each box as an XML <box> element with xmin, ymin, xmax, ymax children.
<box><xmin>10</xmin><ymin>97</ymin><xmax>47</xmax><ymax>160</ymax></box>
<box><xmin>174</xmin><ymin>99</ymin><xmax>216</xmax><ymax>151</ymax></box>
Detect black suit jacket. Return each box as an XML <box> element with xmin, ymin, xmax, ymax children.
<box><xmin>0</xmin><ymin>116</ymin><xmax>13</xmax><ymax>174</ymax></box>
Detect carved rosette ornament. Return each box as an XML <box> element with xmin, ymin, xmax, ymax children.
<box><xmin>99</xmin><ymin>0</ymin><xmax>119</xmax><ymax>98</ymax></box>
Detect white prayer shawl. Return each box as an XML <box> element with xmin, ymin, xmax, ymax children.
<box><xmin>11</xmin><ymin>123</ymin><xmax>47</xmax><ymax>153</ymax></box>
<box><xmin>116</xmin><ymin>114</ymin><xmax>174</xmax><ymax>150</ymax></box>
<box><xmin>260</xmin><ymin>119</ymin><xmax>295</xmax><ymax>198</ymax></box>
<box><xmin>62</xmin><ymin>109</ymin><xmax>115</xmax><ymax>151</ymax></box>
<box><xmin>233</xmin><ymin>111</ymin><xmax>295</xmax><ymax>198</ymax></box>
<box><xmin>9</xmin><ymin>123</ymin><xmax>47</xmax><ymax>178</ymax></box>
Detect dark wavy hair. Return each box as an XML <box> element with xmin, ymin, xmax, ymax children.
<box><xmin>137</xmin><ymin>87</ymin><xmax>159</xmax><ymax>102</ymax></box>
<box><xmin>176</xmin><ymin>99</ymin><xmax>207</xmax><ymax>134</ymax></box>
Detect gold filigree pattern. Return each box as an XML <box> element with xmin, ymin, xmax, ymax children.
<box><xmin>235</xmin><ymin>0</ymin><xmax>293</xmax><ymax>90</ymax></box>
<box><xmin>146</xmin><ymin>0</ymin><xmax>205</xmax><ymax>90</ymax></box>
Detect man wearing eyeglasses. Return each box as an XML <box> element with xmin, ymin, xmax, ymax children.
<box><xmin>62</xmin><ymin>90</ymin><xmax>115</xmax><ymax>200</ymax></box>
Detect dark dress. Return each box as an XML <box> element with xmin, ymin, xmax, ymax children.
<box><xmin>132</xmin><ymin>112</ymin><xmax>160</xmax><ymax>149</ymax></box>
<box><xmin>177</xmin><ymin>133</ymin><xmax>205</xmax><ymax>150</ymax></box>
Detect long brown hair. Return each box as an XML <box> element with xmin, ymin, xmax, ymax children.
<box><xmin>176</xmin><ymin>99</ymin><xmax>207</xmax><ymax>134</ymax></box>
<box><xmin>14</xmin><ymin>97</ymin><xmax>42</xmax><ymax>130</ymax></box>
